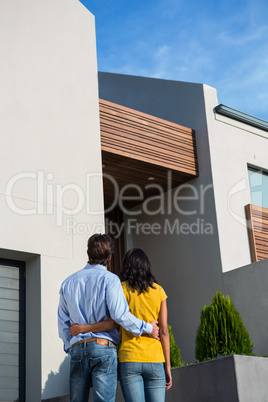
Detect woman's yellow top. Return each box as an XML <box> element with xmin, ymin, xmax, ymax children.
<box><xmin>118</xmin><ymin>281</ymin><xmax>167</xmax><ymax>363</ymax></box>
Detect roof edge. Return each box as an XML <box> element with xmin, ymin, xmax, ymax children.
<box><xmin>214</xmin><ymin>104</ymin><xmax>268</xmax><ymax>132</ymax></box>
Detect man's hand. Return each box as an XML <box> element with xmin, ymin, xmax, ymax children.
<box><xmin>150</xmin><ymin>320</ymin><xmax>160</xmax><ymax>340</ymax></box>
<box><xmin>70</xmin><ymin>323</ymin><xmax>81</xmax><ymax>337</ymax></box>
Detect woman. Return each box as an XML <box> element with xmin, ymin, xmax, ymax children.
<box><xmin>118</xmin><ymin>248</ymin><xmax>172</xmax><ymax>401</ymax></box>
<box><xmin>71</xmin><ymin>248</ymin><xmax>172</xmax><ymax>401</ymax></box>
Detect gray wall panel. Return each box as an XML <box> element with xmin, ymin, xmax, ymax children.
<box><xmin>0</xmin><ymin>332</ymin><xmax>19</xmax><ymax>343</ymax></box>
<box><xmin>0</xmin><ymin>277</ymin><xmax>19</xmax><ymax>290</ymax></box>
<box><xmin>0</xmin><ymin>376</ymin><xmax>18</xmax><ymax>389</ymax></box>
<box><xmin>0</xmin><ymin>289</ymin><xmax>19</xmax><ymax>300</ymax></box>
<box><xmin>0</xmin><ymin>299</ymin><xmax>19</xmax><ymax>311</ymax></box>
<box><xmin>0</xmin><ymin>320</ymin><xmax>19</xmax><ymax>332</ymax></box>
<box><xmin>223</xmin><ymin>259</ymin><xmax>268</xmax><ymax>356</ymax></box>
<box><xmin>0</xmin><ymin>266</ymin><xmax>19</xmax><ymax>279</ymax></box>
<box><xmin>0</xmin><ymin>310</ymin><xmax>19</xmax><ymax>322</ymax></box>
<box><xmin>0</xmin><ymin>365</ymin><xmax>18</xmax><ymax>378</ymax></box>
<box><xmin>0</xmin><ymin>354</ymin><xmax>19</xmax><ymax>366</ymax></box>
<box><xmin>0</xmin><ymin>388</ymin><xmax>18</xmax><ymax>401</ymax></box>
<box><xmin>0</xmin><ymin>343</ymin><xmax>19</xmax><ymax>354</ymax></box>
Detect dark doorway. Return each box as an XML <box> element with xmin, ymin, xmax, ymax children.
<box><xmin>105</xmin><ymin>207</ymin><xmax>125</xmax><ymax>276</ymax></box>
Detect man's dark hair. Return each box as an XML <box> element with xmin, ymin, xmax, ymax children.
<box><xmin>121</xmin><ymin>248</ymin><xmax>157</xmax><ymax>294</ymax></box>
<box><xmin>87</xmin><ymin>234</ymin><xmax>114</xmax><ymax>267</ymax></box>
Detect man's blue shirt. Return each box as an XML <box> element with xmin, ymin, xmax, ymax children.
<box><xmin>58</xmin><ymin>263</ymin><xmax>153</xmax><ymax>353</ymax></box>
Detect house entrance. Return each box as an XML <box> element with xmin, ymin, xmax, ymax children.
<box><xmin>105</xmin><ymin>207</ymin><xmax>125</xmax><ymax>276</ymax></box>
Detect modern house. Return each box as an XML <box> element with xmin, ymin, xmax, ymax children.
<box><xmin>0</xmin><ymin>0</ymin><xmax>268</xmax><ymax>400</ymax></box>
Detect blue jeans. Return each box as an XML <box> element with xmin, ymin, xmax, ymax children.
<box><xmin>119</xmin><ymin>362</ymin><xmax>166</xmax><ymax>402</ymax></box>
<box><xmin>70</xmin><ymin>340</ymin><xmax>117</xmax><ymax>402</ymax></box>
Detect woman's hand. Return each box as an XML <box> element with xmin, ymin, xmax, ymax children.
<box><xmin>70</xmin><ymin>323</ymin><xmax>81</xmax><ymax>337</ymax></box>
<box><xmin>164</xmin><ymin>365</ymin><xmax>172</xmax><ymax>390</ymax></box>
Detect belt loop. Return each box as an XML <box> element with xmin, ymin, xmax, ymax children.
<box><xmin>84</xmin><ymin>339</ymin><xmax>86</xmax><ymax>355</ymax></box>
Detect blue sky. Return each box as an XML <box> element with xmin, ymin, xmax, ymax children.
<box><xmin>80</xmin><ymin>0</ymin><xmax>268</xmax><ymax>121</ymax></box>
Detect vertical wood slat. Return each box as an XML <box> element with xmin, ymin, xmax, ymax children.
<box><xmin>246</xmin><ymin>204</ymin><xmax>268</xmax><ymax>262</ymax></box>
<box><xmin>245</xmin><ymin>204</ymin><xmax>257</xmax><ymax>262</ymax></box>
<box><xmin>99</xmin><ymin>99</ymin><xmax>198</xmax><ymax>177</ymax></box>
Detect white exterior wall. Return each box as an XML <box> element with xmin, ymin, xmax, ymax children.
<box><xmin>0</xmin><ymin>1</ymin><xmax>104</xmax><ymax>400</ymax></box>
<box><xmin>204</xmin><ymin>89</ymin><xmax>268</xmax><ymax>272</ymax></box>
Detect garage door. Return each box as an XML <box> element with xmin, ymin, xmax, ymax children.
<box><xmin>0</xmin><ymin>259</ymin><xmax>25</xmax><ymax>401</ymax></box>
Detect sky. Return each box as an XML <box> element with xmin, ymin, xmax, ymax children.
<box><xmin>80</xmin><ymin>0</ymin><xmax>268</xmax><ymax>121</ymax></box>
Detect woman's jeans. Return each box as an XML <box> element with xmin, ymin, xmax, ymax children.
<box><xmin>70</xmin><ymin>340</ymin><xmax>117</xmax><ymax>402</ymax></box>
<box><xmin>119</xmin><ymin>362</ymin><xmax>166</xmax><ymax>402</ymax></box>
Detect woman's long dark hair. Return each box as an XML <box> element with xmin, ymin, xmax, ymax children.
<box><xmin>121</xmin><ymin>248</ymin><xmax>157</xmax><ymax>294</ymax></box>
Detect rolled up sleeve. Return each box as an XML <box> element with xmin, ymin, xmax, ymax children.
<box><xmin>58</xmin><ymin>288</ymin><xmax>72</xmax><ymax>354</ymax></box>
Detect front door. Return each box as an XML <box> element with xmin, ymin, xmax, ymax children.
<box><xmin>105</xmin><ymin>207</ymin><xmax>125</xmax><ymax>276</ymax></box>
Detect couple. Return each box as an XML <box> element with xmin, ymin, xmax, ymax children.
<box><xmin>58</xmin><ymin>234</ymin><xmax>172</xmax><ymax>402</ymax></box>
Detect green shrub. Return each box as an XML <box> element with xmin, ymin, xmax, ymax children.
<box><xmin>195</xmin><ymin>291</ymin><xmax>253</xmax><ymax>362</ymax></box>
<box><xmin>168</xmin><ymin>324</ymin><xmax>182</xmax><ymax>367</ymax></box>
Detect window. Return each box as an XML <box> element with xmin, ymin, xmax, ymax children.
<box><xmin>0</xmin><ymin>259</ymin><xmax>25</xmax><ymax>401</ymax></box>
<box><xmin>248</xmin><ymin>166</ymin><xmax>268</xmax><ymax>209</ymax></box>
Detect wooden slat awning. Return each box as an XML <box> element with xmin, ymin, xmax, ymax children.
<box><xmin>246</xmin><ymin>204</ymin><xmax>268</xmax><ymax>262</ymax></box>
<box><xmin>99</xmin><ymin>99</ymin><xmax>198</xmax><ymax>207</ymax></box>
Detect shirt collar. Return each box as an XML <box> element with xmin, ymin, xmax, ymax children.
<box><xmin>84</xmin><ymin>263</ymin><xmax>107</xmax><ymax>270</ymax></box>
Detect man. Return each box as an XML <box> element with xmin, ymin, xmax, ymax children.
<box><xmin>58</xmin><ymin>233</ymin><xmax>159</xmax><ymax>402</ymax></box>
